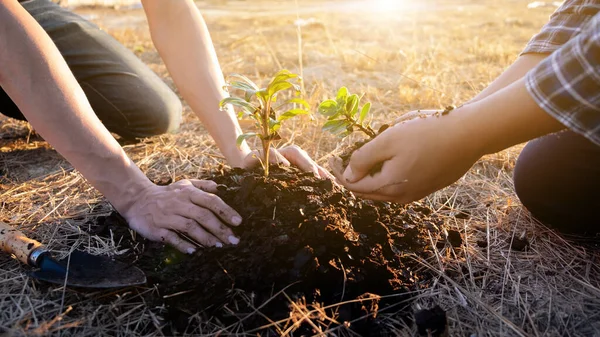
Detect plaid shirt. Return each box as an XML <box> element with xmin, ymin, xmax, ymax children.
<box><xmin>523</xmin><ymin>0</ymin><xmax>600</xmax><ymax>145</ymax></box>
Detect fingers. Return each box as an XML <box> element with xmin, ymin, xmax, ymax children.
<box><xmin>172</xmin><ymin>214</ymin><xmax>234</xmax><ymax>247</ymax></box>
<box><xmin>331</xmin><ymin>155</ymin><xmax>408</xmax><ymax>197</ymax></box>
<box><xmin>242</xmin><ymin>146</ymin><xmax>334</xmax><ymax>180</ymax></box>
<box><xmin>278</xmin><ymin>145</ymin><xmax>320</xmax><ymax>177</ymax></box>
<box><xmin>328</xmin><ymin>155</ymin><xmax>346</xmax><ymax>184</ymax></box>
<box><xmin>242</xmin><ymin>148</ymin><xmax>291</xmax><ymax>169</ymax></box>
<box><xmin>188</xmin><ymin>188</ymin><xmax>242</xmax><ymax>227</ymax></box>
<box><xmin>317</xmin><ymin>165</ymin><xmax>335</xmax><ymax>180</ymax></box>
<box><xmin>188</xmin><ymin>179</ymin><xmax>218</xmax><ymax>193</ymax></box>
<box><xmin>269</xmin><ymin>148</ymin><xmax>291</xmax><ymax>166</ymax></box>
<box><xmin>343</xmin><ymin>131</ymin><xmax>394</xmax><ymax>183</ymax></box>
<box><xmin>242</xmin><ymin>150</ymin><xmax>260</xmax><ymax>169</ymax></box>
<box><xmin>393</xmin><ymin>109</ymin><xmax>438</xmax><ymax>125</ymax></box>
<box><xmin>278</xmin><ymin>145</ymin><xmax>336</xmax><ymax>180</ymax></box>
<box><xmin>180</xmin><ymin>207</ymin><xmax>240</xmax><ymax>246</ymax></box>
<box><xmin>352</xmin><ymin>192</ymin><xmax>397</xmax><ymax>202</ymax></box>
<box><xmin>157</xmin><ymin>229</ymin><xmax>198</xmax><ymax>255</ymax></box>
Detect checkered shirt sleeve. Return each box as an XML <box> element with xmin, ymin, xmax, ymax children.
<box><xmin>525</xmin><ymin>12</ymin><xmax>600</xmax><ymax>145</ymax></box>
<box><xmin>522</xmin><ymin>0</ymin><xmax>600</xmax><ymax>55</ymax></box>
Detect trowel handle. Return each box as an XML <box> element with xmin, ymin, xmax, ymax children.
<box><xmin>0</xmin><ymin>222</ymin><xmax>43</xmax><ymax>266</ymax></box>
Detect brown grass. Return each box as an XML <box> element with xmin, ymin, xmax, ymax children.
<box><xmin>2</xmin><ymin>0</ymin><xmax>600</xmax><ymax>336</ymax></box>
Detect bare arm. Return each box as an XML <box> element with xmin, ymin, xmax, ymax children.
<box><xmin>0</xmin><ymin>0</ymin><xmax>242</xmax><ymax>252</ymax></box>
<box><xmin>333</xmin><ymin>77</ymin><xmax>565</xmax><ymax>203</ymax></box>
<box><xmin>395</xmin><ymin>53</ymin><xmax>549</xmax><ymax>125</ymax></box>
<box><xmin>141</xmin><ymin>0</ymin><xmax>251</xmax><ymax>167</ymax></box>
<box><xmin>139</xmin><ymin>0</ymin><xmax>333</xmax><ymax>178</ymax></box>
<box><xmin>0</xmin><ymin>0</ymin><xmax>152</xmax><ymax>212</ymax></box>
<box><xmin>469</xmin><ymin>53</ymin><xmax>547</xmax><ymax>103</ymax></box>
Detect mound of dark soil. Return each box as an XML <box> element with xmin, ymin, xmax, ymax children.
<box><xmin>96</xmin><ymin>166</ymin><xmax>442</xmax><ymax>335</ymax></box>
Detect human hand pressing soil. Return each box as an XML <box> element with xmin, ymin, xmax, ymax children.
<box><xmin>242</xmin><ymin>145</ymin><xmax>334</xmax><ymax>180</ymax></box>
<box><xmin>121</xmin><ymin>179</ymin><xmax>242</xmax><ymax>254</ymax></box>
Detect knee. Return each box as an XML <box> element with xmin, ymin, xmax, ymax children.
<box><xmin>513</xmin><ymin>132</ymin><xmax>598</xmax><ymax>234</ymax></box>
<box><xmin>104</xmin><ymin>80</ymin><xmax>183</xmax><ymax>140</ymax></box>
<box><xmin>513</xmin><ymin>141</ymin><xmax>547</xmax><ymax>222</ymax></box>
<box><xmin>513</xmin><ymin>134</ymin><xmax>569</xmax><ymax>229</ymax></box>
<box><xmin>140</xmin><ymin>88</ymin><xmax>183</xmax><ymax>136</ymax></box>
<box><xmin>52</xmin><ymin>19</ymin><xmax>183</xmax><ymax>139</ymax></box>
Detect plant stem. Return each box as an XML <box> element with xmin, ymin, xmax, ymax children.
<box><xmin>294</xmin><ymin>0</ymin><xmax>305</xmax><ymax>98</ymax></box>
<box><xmin>356</xmin><ymin>123</ymin><xmax>377</xmax><ymax>139</ymax></box>
<box><xmin>262</xmin><ymin>100</ymin><xmax>272</xmax><ymax>176</ymax></box>
<box><xmin>343</xmin><ymin>115</ymin><xmax>377</xmax><ymax>138</ymax></box>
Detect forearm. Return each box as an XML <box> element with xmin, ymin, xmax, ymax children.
<box><xmin>469</xmin><ymin>53</ymin><xmax>548</xmax><ymax>103</ymax></box>
<box><xmin>0</xmin><ymin>2</ymin><xmax>152</xmax><ymax>213</ymax></box>
<box><xmin>142</xmin><ymin>0</ymin><xmax>250</xmax><ymax>167</ymax></box>
<box><xmin>461</xmin><ymin>77</ymin><xmax>564</xmax><ymax>156</ymax></box>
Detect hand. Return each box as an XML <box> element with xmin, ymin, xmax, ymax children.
<box><xmin>392</xmin><ymin>109</ymin><xmax>441</xmax><ymax>125</ymax></box>
<box><xmin>243</xmin><ymin>145</ymin><xmax>334</xmax><ymax>180</ymax></box>
<box><xmin>121</xmin><ymin>179</ymin><xmax>242</xmax><ymax>254</ymax></box>
<box><xmin>330</xmin><ymin>110</ymin><xmax>484</xmax><ymax>203</ymax></box>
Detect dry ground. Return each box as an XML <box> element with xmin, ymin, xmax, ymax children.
<box><xmin>1</xmin><ymin>0</ymin><xmax>600</xmax><ymax>336</ymax></box>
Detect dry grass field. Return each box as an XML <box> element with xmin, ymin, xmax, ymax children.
<box><xmin>1</xmin><ymin>0</ymin><xmax>600</xmax><ymax>336</ymax></box>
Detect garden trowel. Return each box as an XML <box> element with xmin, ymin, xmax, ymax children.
<box><xmin>0</xmin><ymin>222</ymin><xmax>146</xmax><ymax>288</ymax></box>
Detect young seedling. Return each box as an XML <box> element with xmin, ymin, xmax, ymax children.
<box><xmin>220</xmin><ymin>70</ymin><xmax>310</xmax><ymax>176</ymax></box>
<box><xmin>317</xmin><ymin>87</ymin><xmax>379</xmax><ymax>139</ymax></box>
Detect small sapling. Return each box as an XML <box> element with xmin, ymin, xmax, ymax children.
<box><xmin>220</xmin><ymin>70</ymin><xmax>310</xmax><ymax>176</ymax></box>
<box><xmin>318</xmin><ymin>87</ymin><xmax>386</xmax><ymax>139</ymax></box>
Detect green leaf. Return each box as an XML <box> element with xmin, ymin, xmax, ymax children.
<box><xmin>256</xmin><ymin>89</ymin><xmax>269</xmax><ymax>103</ymax></box>
<box><xmin>269</xmin><ymin>70</ymin><xmax>298</xmax><ymax>86</ymax></box>
<box><xmin>226</xmin><ymin>81</ymin><xmax>258</xmax><ymax>102</ymax></box>
<box><xmin>227</xmin><ymin>74</ymin><xmax>260</xmax><ymax>91</ymax></box>
<box><xmin>323</xmin><ymin>119</ymin><xmax>351</xmax><ymax>135</ymax></box>
<box><xmin>268</xmin><ymin>81</ymin><xmax>293</xmax><ymax>98</ymax></box>
<box><xmin>268</xmin><ymin>118</ymin><xmax>281</xmax><ymax>133</ymax></box>
<box><xmin>326</xmin><ymin>111</ymin><xmax>344</xmax><ymax>120</ymax></box>
<box><xmin>336</xmin><ymin>87</ymin><xmax>348</xmax><ymax>101</ymax></box>
<box><xmin>346</xmin><ymin>94</ymin><xmax>359</xmax><ymax>116</ymax></box>
<box><xmin>278</xmin><ymin>109</ymin><xmax>310</xmax><ymax>121</ymax></box>
<box><xmin>227</xmin><ymin>81</ymin><xmax>258</xmax><ymax>94</ymax></box>
<box><xmin>359</xmin><ymin>102</ymin><xmax>371</xmax><ymax>124</ymax></box>
<box><xmin>236</xmin><ymin>133</ymin><xmax>258</xmax><ymax>147</ymax></box>
<box><xmin>220</xmin><ymin>97</ymin><xmax>258</xmax><ymax>116</ymax></box>
<box><xmin>286</xmin><ymin>98</ymin><xmax>310</xmax><ymax>109</ymax></box>
<box><xmin>318</xmin><ymin>99</ymin><xmax>338</xmax><ymax>117</ymax></box>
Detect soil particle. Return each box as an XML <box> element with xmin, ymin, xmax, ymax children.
<box><xmin>441</xmin><ymin>105</ymin><xmax>455</xmax><ymax>116</ymax></box>
<box><xmin>338</xmin><ymin>126</ymin><xmax>388</xmax><ymax>176</ymax></box>
<box><xmin>414</xmin><ymin>305</ymin><xmax>447</xmax><ymax>336</ymax></box>
<box><xmin>509</xmin><ymin>236</ymin><xmax>530</xmax><ymax>251</ymax></box>
<box><xmin>477</xmin><ymin>239</ymin><xmax>488</xmax><ymax>248</ymax></box>
<box><xmin>446</xmin><ymin>230</ymin><xmax>463</xmax><ymax>247</ymax></box>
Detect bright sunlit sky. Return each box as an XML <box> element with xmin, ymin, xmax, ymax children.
<box><xmin>373</xmin><ymin>0</ymin><xmax>408</xmax><ymax>11</ymax></box>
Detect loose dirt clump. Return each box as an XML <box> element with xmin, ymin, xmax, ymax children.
<box><xmin>94</xmin><ymin>166</ymin><xmax>442</xmax><ymax>335</ymax></box>
<box><xmin>338</xmin><ymin>126</ymin><xmax>389</xmax><ymax>175</ymax></box>
<box><xmin>414</xmin><ymin>305</ymin><xmax>447</xmax><ymax>337</ymax></box>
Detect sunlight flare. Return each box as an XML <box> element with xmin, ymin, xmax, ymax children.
<box><xmin>374</xmin><ymin>0</ymin><xmax>406</xmax><ymax>11</ymax></box>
